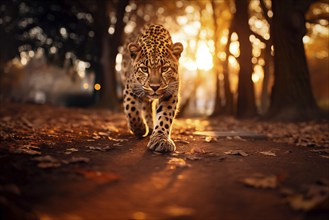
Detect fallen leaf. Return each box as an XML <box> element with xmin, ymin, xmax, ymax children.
<box><xmin>311</xmin><ymin>149</ymin><xmax>329</xmax><ymax>154</ymax></box>
<box><xmin>66</xmin><ymin>148</ymin><xmax>79</xmax><ymax>152</ymax></box>
<box><xmin>224</xmin><ymin>150</ymin><xmax>248</xmax><ymax>157</ymax></box>
<box><xmin>292</xmin><ymin>180</ymin><xmax>329</xmax><ymax>211</ymax></box>
<box><xmin>167</xmin><ymin>158</ymin><xmax>190</xmax><ymax>169</ymax></box>
<box><xmin>186</xmin><ymin>155</ymin><xmax>202</xmax><ymax>161</ymax></box>
<box><xmin>85</xmin><ymin>146</ymin><xmax>113</xmax><ymax>152</ymax></box>
<box><xmin>32</xmin><ymin>155</ymin><xmax>62</xmax><ymax>168</ymax></box>
<box><xmin>10</xmin><ymin>145</ymin><xmax>41</xmax><ymax>155</ymax></box>
<box><xmin>32</xmin><ymin>155</ymin><xmax>59</xmax><ymax>162</ymax></box>
<box><xmin>287</xmin><ymin>194</ymin><xmax>328</xmax><ymax>211</ymax></box>
<box><xmin>64</xmin><ymin>147</ymin><xmax>79</xmax><ymax>155</ymax></box>
<box><xmin>205</xmin><ymin>136</ymin><xmax>217</xmax><ymax>143</ymax></box>
<box><xmin>98</xmin><ymin>132</ymin><xmax>109</xmax><ymax>136</ymax></box>
<box><xmin>63</xmin><ymin>157</ymin><xmax>90</xmax><ymax>164</ymax></box>
<box><xmin>242</xmin><ymin>175</ymin><xmax>278</xmax><ymax>189</ymax></box>
<box><xmin>108</xmin><ymin>137</ymin><xmax>127</xmax><ymax>142</ymax></box>
<box><xmin>259</xmin><ymin>151</ymin><xmax>277</xmax><ymax>156</ymax></box>
<box><xmin>189</xmin><ymin>147</ymin><xmax>205</xmax><ymax>154</ymax></box>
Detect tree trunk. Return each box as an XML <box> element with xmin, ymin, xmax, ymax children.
<box><xmin>267</xmin><ymin>0</ymin><xmax>319</xmax><ymax>121</ymax></box>
<box><xmin>235</xmin><ymin>0</ymin><xmax>257</xmax><ymax>118</ymax></box>
<box><xmin>211</xmin><ymin>0</ymin><xmax>222</xmax><ymax>117</ymax></box>
<box><xmin>95</xmin><ymin>0</ymin><xmax>129</xmax><ymax>110</ymax></box>
<box><xmin>260</xmin><ymin>43</ymin><xmax>272</xmax><ymax>115</ymax></box>
<box><xmin>222</xmin><ymin>27</ymin><xmax>234</xmax><ymax>115</ymax></box>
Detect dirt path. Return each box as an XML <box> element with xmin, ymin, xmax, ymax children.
<box><xmin>0</xmin><ymin>103</ymin><xmax>328</xmax><ymax>220</ymax></box>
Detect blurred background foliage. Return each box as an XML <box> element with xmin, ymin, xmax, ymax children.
<box><xmin>0</xmin><ymin>0</ymin><xmax>328</xmax><ymax>120</ymax></box>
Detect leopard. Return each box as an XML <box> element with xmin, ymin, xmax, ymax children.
<box><xmin>121</xmin><ymin>24</ymin><xmax>183</xmax><ymax>153</ymax></box>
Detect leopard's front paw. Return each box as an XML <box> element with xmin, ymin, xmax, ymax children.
<box><xmin>147</xmin><ymin>133</ymin><xmax>176</xmax><ymax>153</ymax></box>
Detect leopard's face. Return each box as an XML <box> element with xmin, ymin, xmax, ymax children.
<box><xmin>131</xmin><ymin>55</ymin><xmax>179</xmax><ymax>98</ymax></box>
<box><xmin>128</xmin><ymin>25</ymin><xmax>183</xmax><ymax>99</ymax></box>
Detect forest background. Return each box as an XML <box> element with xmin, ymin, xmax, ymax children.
<box><xmin>0</xmin><ymin>0</ymin><xmax>328</xmax><ymax>121</ymax></box>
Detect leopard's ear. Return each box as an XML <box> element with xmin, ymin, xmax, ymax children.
<box><xmin>172</xmin><ymin>42</ymin><xmax>184</xmax><ymax>59</ymax></box>
<box><xmin>128</xmin><ymin>43</ymin><xmax>141</xmax><ymax>59</ymax></box>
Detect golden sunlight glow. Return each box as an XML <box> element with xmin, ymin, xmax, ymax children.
<box><xmin>231</xmin><ymin>32</ymin><xmax>238</xmax><ymax>41</ymax></box>
<box><xmin>183</xmin><ymin>59</ymin><xmax>198</xmax><ymax>71</ymax></box>
<box><xmin>20</xmin><ymin>57</ymin><xmax>28</xmax><ymax>65</ymax></box>
<box><xmin>49</xmin><ymin>46</ymin><xmax>57</xmax><ymax>54</ymax></box>
<box><xmin>183</xmin><ymin>21</ymin><xmax>200</xmax><ymax>36</ymax></box>
<box><xmin>229</xmin><ymin>41</ymin><xmax>240</xmax><ymax>57</ymax></box>
<box><xmin>267</xmin><ymin>10</ymin><xmax>273</xmax><ymax>18</ymax></box>
<box><xmin>108</xmin><ymin>26</ymin><xmax>115</xmax><ymax>34</ymax></box>
<box><xmin>316</xmin><ymin>50</ymin><xmax>328</xmax><ymax>59</ymax></box>
<box><xmin>76</xmin><ymin>60</ymin><xmax>90</xmax><ymax>78</ymax></box>
<box><xmin>196</xmin><ymin>41</ymin><xmax>213</xmax><ymax>71</ymax></box>
<box><xmin>94</xmin><ymin>83</ymin><xmax>101</xmax><ymax>91</ymax></box>
<box><xmin>249</xmin><ymin>15</ymin><xmax>270</xmax><ymax>43</ymax></box>
<box><xmin>177</xmin><ymin>16</ymin><xmax>188</xmax><ymax>25</ymax></box>
<box><xmin>189</xmin><ymin>40</ymin><xmax>197</xmax><ymax>50</ymax></box>
<box><xmin>228</xmin><ymin>55</ymin><xmax>238</xmax><ymax>68</ymax></box>
<box><xmin>185</xmin><ymin>6</ymin><xmax>194</xmax><ymax>14</ymax></box>
<box><xmin>258</xmin><ymin>58</ymin><xmax>265</xmax><ymax>66</ymax></box>
<box><xmin>252</xmin><ymin>47</ymin><xmax>261</xmax><ymax>58</ymax></box>
<box><xmin>220</xmin><ymin>35</ymin><xmax>228</xmax><ymax>45</ymax></box>
<box><xmin>252</xmin><ymin>65</ymin><xmax>264</xmax><ymax>83</ymax></box>
<box><xmin>115</xmin><ymin>53</ymin><xmax>123</xmax><ymax>72</ymax></box>
<box><xmin>303</xmin><ymin>36</ymin><xmax>313</xmax><ymax>44</ymax></box>
<box><xmin>252</xmin><ymin>73</ymin><xmax>260</xmax><ymax>83</ymax></box>
<box><xmin>83</xmin><ymin>83</ymin><xmax>89</xmax><ymax>90</ymax></box>
<box><xmin>219</xmin><ymin>52</ymin><xmax>226</xmax><ymax>61</ymax></box>
<box><xmin>20</xmin><ymin>51</ymin><xmax>30</xmax><ymax>65</ymax></box>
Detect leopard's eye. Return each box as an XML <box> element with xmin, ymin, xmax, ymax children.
<box><xmin>162</xmin><ymin>66</ymin><xmax>170</xmax><ymax>72</ymax></box>
<box><xmin>140</xmin><ymin>66</ymin><xmax>149</xmax><ymax>73</ymax></box>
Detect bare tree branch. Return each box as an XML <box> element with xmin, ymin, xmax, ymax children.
<box><xmin>250</xmin><ymin>30</ymin><xmax>269</xmax><ymax>43</ymax></box>
<box><xmin>259</xmin><ymin>0</ymin><xmax>271</xmax><ymax>25</ymax></box>
<box><xmin>306</xmin><ymin>14</ymin><xmax>329</xmax><ymax>24</ymax></box>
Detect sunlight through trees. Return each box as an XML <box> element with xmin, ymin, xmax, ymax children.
<box><xmin>0</xmin><ymin>0</ymin><xmax>328</xmax><ymax>119</ymax></box>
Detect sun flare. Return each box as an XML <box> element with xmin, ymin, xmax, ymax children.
<box><xmin>196</xmin><ymin>41</ymin><xmax>213</xmax><ymax>71</ymax></box>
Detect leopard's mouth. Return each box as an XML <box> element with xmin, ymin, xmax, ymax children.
<box><xmin>147</xmin><ymin>93</ymin><xmax>162</xmax><ymax>99</ymax></box>
<box><xmin>145</xmin><ymin>88</ymin><xmax>166</xmax><ymax>98</ymax></box>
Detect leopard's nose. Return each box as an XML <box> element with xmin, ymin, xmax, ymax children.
<box><xmin>150</xmin><ymin>85</ymin><xmax>160</xmax><ymax>92</ymax></box>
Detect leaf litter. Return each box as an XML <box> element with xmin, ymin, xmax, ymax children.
<box><xmin>32</xmin><ymin>155</ymin><xmax>90</xmax><ymax>168</ymax></box>
<box><xmin>10</xmin><ymin>144</ymin><xmax>41</xmax><ymax>155</ymax></box>
<box><xmin>32</xmin><ymin>155</ymin><xmax>61</xmax><ymax>168</ymax></box>
<box><xmin>167</xmin><ymin>158</ymin><xmax>191</xmax><ymax>169</ymax></box>
<box><xmin>224</xmin><ymin>150</ymin><xmax>248</xmax><ymax>157</ymax></box>
<box><xmin>284</xmin><ymin>179</ymin><xmax>329</xmax><ymax>211</ymax></box>
<box><xmin>85</xmin><ymin>145</ymin><xmax>113</xmax><ymax>152</ymax></box>
<box><xmin>259</xmin><ymin>151</ymin><xmax>277</xmax><ymax>156</ymax></box>
<box><xmin>62</xmin><ymin>156</ymin><xmax>90</xmax><ymax>164</ymax></box>
<box><xmin>241</xmin><ymin>175</ymin><xmax>279</xmax><ymax>189</ymax></box>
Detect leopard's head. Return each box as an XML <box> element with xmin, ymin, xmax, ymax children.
<box><xmin>128</xmin><ymin>25</ymin><xmax>183</xmax><ymax>99</ymax></box>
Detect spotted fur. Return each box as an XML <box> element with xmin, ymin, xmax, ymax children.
<box><xmin>122</xmin><ymin>24</ymin><xmax>183</xmax><ymax>152</ymax></box>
